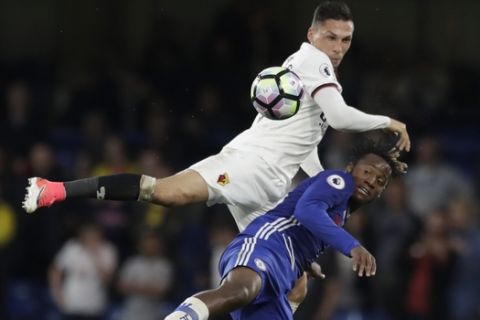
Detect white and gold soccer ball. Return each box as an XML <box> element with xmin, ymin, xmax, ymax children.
<box><xmin>250</xmin><ymin>66</ymin><xmax>303</xmax><ymax>120</ymax></box>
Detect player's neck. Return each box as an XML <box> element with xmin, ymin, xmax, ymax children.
<box><xmin>347</xmin><ymin>200</ymin><xmax>361</xmax><ymax>213</ymax></box>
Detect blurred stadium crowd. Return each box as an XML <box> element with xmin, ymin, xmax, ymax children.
<box><xmin>0</xmin><ymin>1</ymin><xmax>479</xmax><ymax>320</ymax></box>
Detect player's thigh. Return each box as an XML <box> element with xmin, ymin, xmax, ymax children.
<box><xmin>230</xmin><ymin>274</ymin><xmax>293</xmax><ymax>320</ymax></box>
<box><xmin>219</xmin><ymin>267</ymin><xmax>262</xmax><ymax>302</ymax></box>
<box><xmin>193</xmin><ymin>266</ymin><xmax>262</xmax><ymax>314</ymax></box>
<box><xmin>220</xmin><ymin>237</ymin><xmax>295</xmax><ymax>319</ymax></box>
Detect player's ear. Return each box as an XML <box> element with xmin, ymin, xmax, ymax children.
<box><xmin>307</xmin><ymin>27</ymin><xmax>315</xmax><ymax>43</ymax></box>
<box><xmin>377</xmin><ymin>180</ymin><xmax>390</xmax><ymax>198</ymax></box>
<box><xmin>345</xmin><ymin>162</ymin><xmax>354</xmax><ymax>173</ymax></box>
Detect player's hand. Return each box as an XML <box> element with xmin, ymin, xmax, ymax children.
<box><xmin>350</xmin><ymin>245</ymin><xmax>376</xmax><ymax>277</ymax></box>
<box><xmin>388</xmin><ymin>147</ymin><xmax>408</xmax><ymax>174</ymax></box>
<box><xmin>306</xmin><ymin>261</ymin><xmax>326</xmax><ymax>279</ymax></box>
<box><xmin>386</xmin><ymin>118</ymin><xmax>411</xmax><ymax>152</ymax></box>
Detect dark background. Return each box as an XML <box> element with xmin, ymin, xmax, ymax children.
<box><xmin>0</xmin><ymin>0</ymin><xmax>479</xmax><ymax>319</ymax></box>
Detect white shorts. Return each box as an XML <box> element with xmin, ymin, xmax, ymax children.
<box><xmin>189</xmin><ymin>148</ymin><xmax>291</xmax><ymax>231</ymax></box>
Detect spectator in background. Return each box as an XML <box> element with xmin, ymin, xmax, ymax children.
<box><xmin>72</xmin><ymin>151</ymin><xmax>94</xmax><ymax>180</ymax></box>
<box><xmin>118</xmin><ymin>231</ymin><xmax>174</xmax><ymax>320</ymax></box>
<box><xmin>309</xmin><ymin>210</ymin><xmax>368</xmax><ymax>320</ymax></box>
<box><xmin>0</xmin><ymin>185</ymin><xmax>16</xmax><ymax>319</ymax></box>
<box><xmin>132</xmin><ymin>149</ymin><xmax>174</xmax><ymax>233</ymax></box>
<box><xmin>49</xmin><ymin>222</ymin><xmax>117</xmax><ymax>320</ymax></box>
<box><xmin>405</xmin><ymin>135</ymin><xmax>471</xmax><ymax>217</ymax></box>
<box><xmin>0</xmin><ymin>81</ymin><xmax>44</xmax><ymax>156</ymax></box>
<box><xmin>28</xmin><ymin>142</ymin><xmax>65</xmax><ymax>180</ymax></box>
<box><xmin>446</xmin><ymin>197</ymin><xmax>480</xmax><ymax>320</ymax></box>
<box><xmin>181</xmin><ymin>84</ymin><xmax>233</xmax><ymax>159</ymax></box>
<box><xmin>366</xmin><ymin>178</ymin><xmax>421</xmax><ymax>319</ymax></box>
<box><xmin>208</xmin><ymin>223</ymin><xmax>237</xmax><ymax>289</ymax></box>
<box><xmin>113</xmin><ymin>68</ymin><xmax>154</xmax><ymax>133</ymax></box>
<box><xmin>80</xmin><ymin>111</ymin><xmax>110</xmax><ymax>164</ymax></box>
<box><xmin>91</xmin><ymin>136</ymin><xmax>136</xmax><ymax>259</ymax></box>
<box><xmin>91</xmin><ymin>135</ymin><xmax>136</xmax><ymax>176</ymax></box>
<box><xmin>137</xmin><ymin>149</ymin><xmax>173</xmax><ymax>181</ymax></box>
<box><xmin>404</xmin><ymin>209</ymin><xmax>453</xmax><ymax>320</ymax></box>
<box><xmin>322</xmin><ymin>131</ymin><xmax>354</xmax><ymax>169</ymax></box>
<box><xmin>142</xmin><ymin>103</ymin><xmax>174</xmax><ymax>153</ymax></box>
<box><xmin>11</xmin><ymin>142</ymin><xmax>67</xmax><ymax>282</ymax></box>
<box><xmin>0</xmin><ymin>187</ymin><xmax>16</xmax><ymax>249</ymax></box>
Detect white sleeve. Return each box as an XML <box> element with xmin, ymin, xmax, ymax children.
<box><xmin>300</xmin><ymin>147</ymin><xmax>324</xmax><ymax>177</ymax></box>
<box><xmin>314</xmin><ymin>86</ymin><xmax>391</xmax><ymax>132</ymax></box>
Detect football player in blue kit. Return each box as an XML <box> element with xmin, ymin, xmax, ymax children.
<box><xmin>165</xmin><ymin>137</ymin><xmax>407</xmax><ymax>320</ymax></box>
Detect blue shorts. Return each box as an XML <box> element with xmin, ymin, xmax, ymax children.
<box><xmin>219</xmin><ymin>232</ymin><xmax>302</xmax><ymax>320</ymax></box>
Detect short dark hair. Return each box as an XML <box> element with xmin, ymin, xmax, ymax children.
<box><xmin>312</xmin><ymin>1</ymin><xmax>353</xmax><ymax>25</ymax></box>
<box><xmin>350</xmin><ymin>134</ymin><xmax>406</xmax><ymax>178</ymax></box>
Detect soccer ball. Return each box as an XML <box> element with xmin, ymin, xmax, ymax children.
<box><xmin>250</xmin><ymin>66</ymin><xmax>303</xmax><ymax>120</ymax></box>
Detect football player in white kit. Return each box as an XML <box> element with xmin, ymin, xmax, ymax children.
<box><xmin>23</xmin><ymin>0</ymin><xmax>410</xmax><ymax>313</ymax></box>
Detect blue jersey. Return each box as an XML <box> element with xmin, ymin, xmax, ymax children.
<box><xmin>219</xmin><ymin>169</ymin><xmax>360</xmax><ymax>320</ymax></box>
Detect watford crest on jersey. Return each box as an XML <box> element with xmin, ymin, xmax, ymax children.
<box><xmin>217</xmin><ymin>172</ymin><xmax>230</xmax><ymax>186</ymax></box>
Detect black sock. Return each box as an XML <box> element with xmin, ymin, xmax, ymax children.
<box><xmin>64</xmin><ymin>174</ymin><xmax>142</xmax><ymax>200</ymax></box>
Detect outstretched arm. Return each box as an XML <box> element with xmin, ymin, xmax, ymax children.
<box><xmin>314</xmin><ymin>86</ymin><xmax>410</xmax><ymax>151</ymax></box>
<box><xmin>294</xmin><ymin>199</ymin><xmax>360</xmax><ymax>257</ymax></box>
<box><xmin>294</xmin><ymin>200</ymin><xmax>376</xmax><ymax>277</ymax></box>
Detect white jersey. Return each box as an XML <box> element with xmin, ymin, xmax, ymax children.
<box><xmin>193</xmin><ymin>42</ymin><xmax>389</xmax><ymax>230</ymax></box>
<box><xmin>225</xmin><ymin>42</ymin><xmax>340</xmax><ymax>181</ymax></box>
<box><xmin>54</xmin><ymin>239</ymin><xmax>117</xmax><ymax>315</ymax></box>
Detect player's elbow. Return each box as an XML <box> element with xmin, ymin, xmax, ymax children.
<box><xmin>326</xmin><ymin>115</ymin><xmax>353</xmax><ymax>131</ymax></box>
<box><xmin>294</xmin><ymin>202</ymin><xmax>318</xmax><ymax>223</ymax></box>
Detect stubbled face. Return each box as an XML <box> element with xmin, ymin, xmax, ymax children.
<box><xmin>348</xmin><ymin>154</ymin><xmax>392</xmax><ymax>203</ymax></box>
<box><xmin>307</xmin><ymin>19</ymin><xmax>354</xmax><ymax>68</ymax></box>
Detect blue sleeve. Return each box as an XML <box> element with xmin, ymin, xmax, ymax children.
<box><xmin>293</xmin><ymin>171</ymin><xmax>360</xmax><ymax>256</ymax></box>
